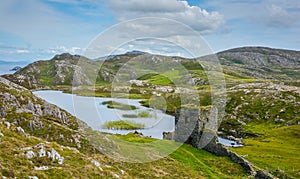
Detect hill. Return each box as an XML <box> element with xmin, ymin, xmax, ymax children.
<box><xmin>217</xmin><ymin>47</ymin><xmax>300</xmax><ymax>80</ymax></box>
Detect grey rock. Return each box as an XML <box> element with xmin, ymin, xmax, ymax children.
<box><xmin>4</xmin><ymin>121</ymin><xmax>10</xmax><ymax>129</ymax></box>
<box><xmin>28</xmin><ymin>176</ymin><xmax>38</xmax><ymax>179</ymax></box>
<box><xmin>26</xmin><ymin>151</ymin><xmax>35</xmax><ymax>159</ymax></box>
<box><xmin>58</xmin><ymin>157</ymin><xmax>64</xmax><ymax>165</ymax></box>
<box><xmin>29</xmin><ymin>120</ymin><xmax>35</xmax><ymax>131</ymax></box>
<box><xmin>34</xmin><ymin>166</ymin><xmax>49</xmax><ymax>171</ymax></box>
<box><xmin>38</xmin><ymin>147</ymin><xmax>46</xmax><ymax>158</ymax></box>
<box><xmin>48</xmin><ymin>148</ymin><xmax>64</xmax><ymax>165</ymax></box>
<box><xmin>16</xmin><ymin>126</ymin><xmax>25</xmax><ymax>135</ymax></box>
<box><xmin>91</xmin><ymin>160</ymin><xmax>101</xmax><ymax>167</ymax></box>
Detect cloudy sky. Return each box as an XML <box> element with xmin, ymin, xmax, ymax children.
<box><xmin>0</xmin><ymin>0</ymin><xmax>299</xmax><ymax>61</ymax></box>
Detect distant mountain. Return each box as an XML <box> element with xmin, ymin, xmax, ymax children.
<box><xmin>217</xmin><ymin>47</ymin><xmax>300</xmax><ymax>80</ymax></box>
<box><xmin>2</xmin><ymin>47</ymin><xmax>300</xmax><ymax>89</ymax></box>
<box><xmin>9</xmin><ymin>66</ymin><xmax>22</xmax><ymax>71</ymax></box>
<box><xmin>124</xmin><ymin>50</ymin><xmax>149</xmax><ymax>55</ymax></box>
<box><xmin>95</xmin><ymin>50</ymin><xmax>149</xmax><ymax>61</ymax></box>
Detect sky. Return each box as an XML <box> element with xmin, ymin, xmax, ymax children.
<box><xmin>0</xmin><ymin>0</ymin><xmax>299</xmax><ymax>62</ymax></box>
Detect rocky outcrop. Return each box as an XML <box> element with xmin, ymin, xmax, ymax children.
<box><xmin>0</xmin><ymin>77</ymin><xmax>76</xmax><ymax>127</ymax></box>
<box><xmin>0</xmin><ymin>77</ymin><xmax>92</xmax><ymax>151</ymax></box>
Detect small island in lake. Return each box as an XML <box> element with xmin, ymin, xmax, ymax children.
<box><xmin>101</xmin><ymin>101</ymin><xmax>137</xmax><ymax>110</ymax></box>
<box><xmin>122</xmin><ymin>111</ymin><xmax>151</xmax><ymax>118</ymax></box>
<box><xmin>103</xmin><ymin>120</ymin><xmax>145</xmax><ymax>130</ymax></box>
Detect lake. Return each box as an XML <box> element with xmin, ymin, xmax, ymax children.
<box><xmin>33</xmin><ymin>90</ymin><xmax>174</xmax><ymax>139</ymax></box>
<box><xmin>33</xmin><ymin>90</ymin><xmax>242</xmax><ymax>146</ymax></box>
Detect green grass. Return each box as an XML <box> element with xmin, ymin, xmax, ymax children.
<box><xmin>231</xmin><ymin>123</ymin><xmax>300</xmax><ymax>178</ymax></box>
<box><xmin>115</xmin><ymin>133</ymin><xmax>247</xmax><ymax>178</ymax></box>
<box><xmin>102</xmin><ymin>120</ymin><xmax>145</xmax><ymax>130</ymax></box>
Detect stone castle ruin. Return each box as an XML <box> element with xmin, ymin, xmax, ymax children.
<box><xmin>163</xmin><ymin>107</ymin><xmax>274</xmax><ymax>178</ymax></box>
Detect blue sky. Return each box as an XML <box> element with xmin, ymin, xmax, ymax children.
<box><xmin>0</xmin><ymin>0</ymin><xmax>299</xmax><ymax>61</ymax></box>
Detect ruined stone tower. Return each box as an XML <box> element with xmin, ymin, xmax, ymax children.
<box><xmin>163</xmin><ymin>106</ymin><xmax>219</xmax><ymax>149</ymax></box>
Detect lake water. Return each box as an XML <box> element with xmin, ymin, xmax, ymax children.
<box><xmin>33</xmin><ymin>90</ymin><xmax>174</xmax><ymax>139</ymax></box>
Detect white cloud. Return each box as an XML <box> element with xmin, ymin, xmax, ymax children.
<box><xmin>263</xmin><ymin>4</ymin><xmax>295</xmax><ymax>27</ymax></box>
<box><xmin>108</xmin><ymin>0</ymin><xmax>224</xmax><ymax>35</ymax></box>
<box><xmin>202</xmin><ymin>0</ymin><xmax>300</xmax><ymax>28</ymax></box>
<box><xmin>16</xmin><ymin>49</ymin><xmax>30</xmax><ymax>54</ymax></box>
<box><xmin>47</xmin><ymin>46</ymin><xmax>83</xmax><ymax>54</ymax></box>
